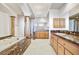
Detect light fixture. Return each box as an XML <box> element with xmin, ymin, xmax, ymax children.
<box><xmin>75</xmin><ymin>16</ymin><xmax>79</xmax><ymax>18</ymax></box>
<box><xmin>39</xmin><ymin>18</ymin><xmax>47</xmax><ymax>23</ymax></box>
<box><xmin>39</xmin><ymin>23</ymin><xmax>44</xmax><ymax>26</ymax></box>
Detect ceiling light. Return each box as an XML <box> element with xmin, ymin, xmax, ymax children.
<box><xmin>39</xmin><ymin>18</ymin><xmax>47</xmax><ymax>23</ymax></box>
<box><xmin>39</xmin><ymin>23</ymin><xmax>44</xmax><ymax>26</ymax></box>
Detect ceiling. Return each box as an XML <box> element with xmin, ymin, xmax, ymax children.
<box><xmin>50</xmin><ymin>3</ymin><xmax>66</xmax><ymax>9</ymax></box>
<box><xmin>0</xmin><ymin>4</ymin><xmax>10</xmax><ymax>14</ymax></box>
<box><xmin>29</xmin><ymin>3</ymin><xmax>51</xmax><ymax>17</ymax></box>
<box><xmin>0</xmin><ymin>3</ymin><xmax>24</xmax><ymax>16</ymax></box>
<box><xmin>0</xmin><ymin>3</ymin><xmax>66</xmax><ymax>17</ymax></box>
<box><xmin>28</xmin><ymin>3</ymin><xmax>66</xmax><ymax>17</ymax></box>
<box><xmin>5</xmin><ymin>3</ymin><xmax>23</xmax><ymax>15</ymax></box>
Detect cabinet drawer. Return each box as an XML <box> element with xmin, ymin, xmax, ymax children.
<box><xmin>58</xmin><ymin>37</ymin><xmax>65</xmax><ymax>45</ymax></box>
<box><xmin>58</xmin><ymin>44</ymin><xmax>64</xmax><ymax>55</ymax></box>
<box><xmin>65</xmin><ymin>49</ymin><xmax>72</xmax><ymax>55</ymax></box>
<box><xmin>64</xmin><ymin>40</ymin><xmax>79</xmax><ymax>55</ymax></box>
<box><xmin>58</xmin><ymin>37</ymin><xmax>79</xmax><ymax>55</ymax></box>
<box><xmin>53</xmin><ymin>35</ymin><xmax>58</xmax><ymax>41</ymax></box>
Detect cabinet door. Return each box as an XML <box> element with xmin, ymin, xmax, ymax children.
<box><xmin>64</xmin><ymin>40</ymin><xmax>79</xmax><ymax>55</ymax></box>
<box><xmin>65</xmin><ymin>49</ymin><xmax>72</xmax><ymax>55</ymax></box>
<box><xmin>35</xmin><ymin>32</ymin><xmax>49</xmax><ymax>39</ymax></box>
<box><xmin>50</xmin><ymin>35</ymin><xmax>54</xmax><ymax>47</ymax></box>
<box><xmin>53</xmin><ymin>18</ymin><xmax>65</xmax><ymax>28</ymax></box>
<box><xmin>59</xmin><ymin>18</ymin><xmax>65</xmax><ymax>28</ymax></box>
<box><xmin>53</xmin><ymin>18</ymin><xmax>59</xmax><ymax>28</ymax></box>
<box><xmin>58</xmin><ymin>44</ymin><xmax>64</xmax><ymax>55</ymax></box>
<box><xmin>54</xmin><ymin>40</ymin><xmax>58</xmax><ymax>53</ymax></box>
<box><xmin>50</xmin><ymin>37</ymin><xmax>53</xmax><ymax>46</ymax></box>
<box><xmin>50</xmin><ymin>34</ymin><xmax>58</xmax><ymax>54</ymax></box>
<box><xmin>44</xmin><ymin>32</ymin><xmax>49</xmax><ymax>39</ymax></box>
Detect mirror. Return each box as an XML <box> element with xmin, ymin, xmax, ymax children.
<box><xmin>69</xmin><ymin>14</ymin><xmax>79</xmax><ymax>32</ymax></box>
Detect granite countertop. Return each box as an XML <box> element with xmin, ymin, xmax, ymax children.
<box><xmin>35</xmin><ymin>30</ymin><xmax>49</xmax><ymax>32</ymax></box>
<box><xmin>54</xmin><ymin>33</ymin><xmax>79</xmax><ymax>45</ymax></box>
<box><xmin>0</xmin><ymin>37</ymin><xmax>24</xmax><ymax>52</ymax></box>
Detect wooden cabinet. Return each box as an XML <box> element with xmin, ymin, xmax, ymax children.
<box><xmin>58</xmin><ymin>37</ymin><xmax>79</xmax><ymax>55</ymax></box>
<box><xmin>58</xmin><ymin>37</ymin><xmax>65</xmax><ymax>45</ymax></box>
<box><xmin>50</xmin><ymin>33</ymin><xmax>79</xmax><ymax>55</ymax></box>
<box><xmin>63</xmin><ymin>40</ymin><xmax>79</xmax><ymax>55</ymax></box>
<box><xmin>58</xmin><ymin>44</ymin><xmax>64</xmax><ymax>55</ymax></box>
<box><xmin>53</xmin><ymin>39</ymin><xmax>58</xmax><ymax>53</ymax></box>
<box><xmin>59</xmin><ymin>18</ymin><xmax>65</xmax><ymax>28</ymax></box>
<box><xmin>65</xmin><ymin>49</ymin><xmax>72</xmax><ymax>55</ymax></box>
<box><xmin>35</xmin><ymin>32</ymin><xmax>49</xmax><ymax>39</ymax></box>
<box><xmin>53</xmin><ymin>18</ymin><xmax>59</xmax><ymax>28</ymax></box>
<box><xmin>50</xmin><ymin>34</ymin><xmax>58</xmax><ymax>54</ymax></box>
<box><xmin>53</xmin><ymin>18</ymin><xmax>65</xmax><ymax>28</ymax></box>
<box><xmin>50</xmin><ymin>36</ymin><xmax>54</xmax><ymax>47</ymax></box>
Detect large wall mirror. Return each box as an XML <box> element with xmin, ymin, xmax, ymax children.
<box><xmin>69</xmin><ymin>13</ymin><xmax>79</xmax><ymax>32</ymax></box>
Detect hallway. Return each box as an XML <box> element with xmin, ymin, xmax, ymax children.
<box><xmin>23</xmin><ymin>39</ymin><xmax>56</xmax><ymax>55</ymax></box>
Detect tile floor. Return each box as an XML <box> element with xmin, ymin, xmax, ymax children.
<box><xmin>23</xmin><ymin>39</ymin><xmax>56</xmax><ymax>55</ymax></box>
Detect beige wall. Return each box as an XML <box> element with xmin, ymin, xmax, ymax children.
<box><xmin>0</xmin><ymin>12</ymin><xmax>11</xmax><ymax>37</ymax></box>
<box><xmin>49</xmin><ymin>9</ymin><xmax>69</xmax><ymax>30</ymax></box>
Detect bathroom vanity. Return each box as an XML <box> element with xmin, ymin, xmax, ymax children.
<box><xmin>50</xmin><ymin>32</ymin><xmax>79</xmax><ymax>55</ymax></box>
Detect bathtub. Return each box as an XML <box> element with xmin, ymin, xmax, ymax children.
<box><xmin>0</xmin><ymin>37</ymin><xmax>24</xmax><ymax>52</ymax></box>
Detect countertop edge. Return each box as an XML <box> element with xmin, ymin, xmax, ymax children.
<box><xmin>52</xmin><ymin>33</ymin><xmax>79</xmax><ymax>45</ymax></box>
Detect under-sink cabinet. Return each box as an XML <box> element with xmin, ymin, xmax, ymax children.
<box><xmin>50</xmin><ymin>33</ymin><xmax>79</xmax><ymax>55</ymax></box>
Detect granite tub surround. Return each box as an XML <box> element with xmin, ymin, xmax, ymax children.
<box><xmin>0</xmin><ymin>37</ymin><xmax>25</xmax><ymax>54</ymax></box>
<box><xmin>0</xmin><ymin>35</ymin><xmax>12</xmax><ymax>40</ymax></box>
<box><xmin>0</xmin><ymin>37</ymin><xmax>24</xmax><ymax>55</ymax></box>
<box><xmin>54</xmin><ymin>33</ymin><xmax>79</xmax><ymax>45</ymax></box>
